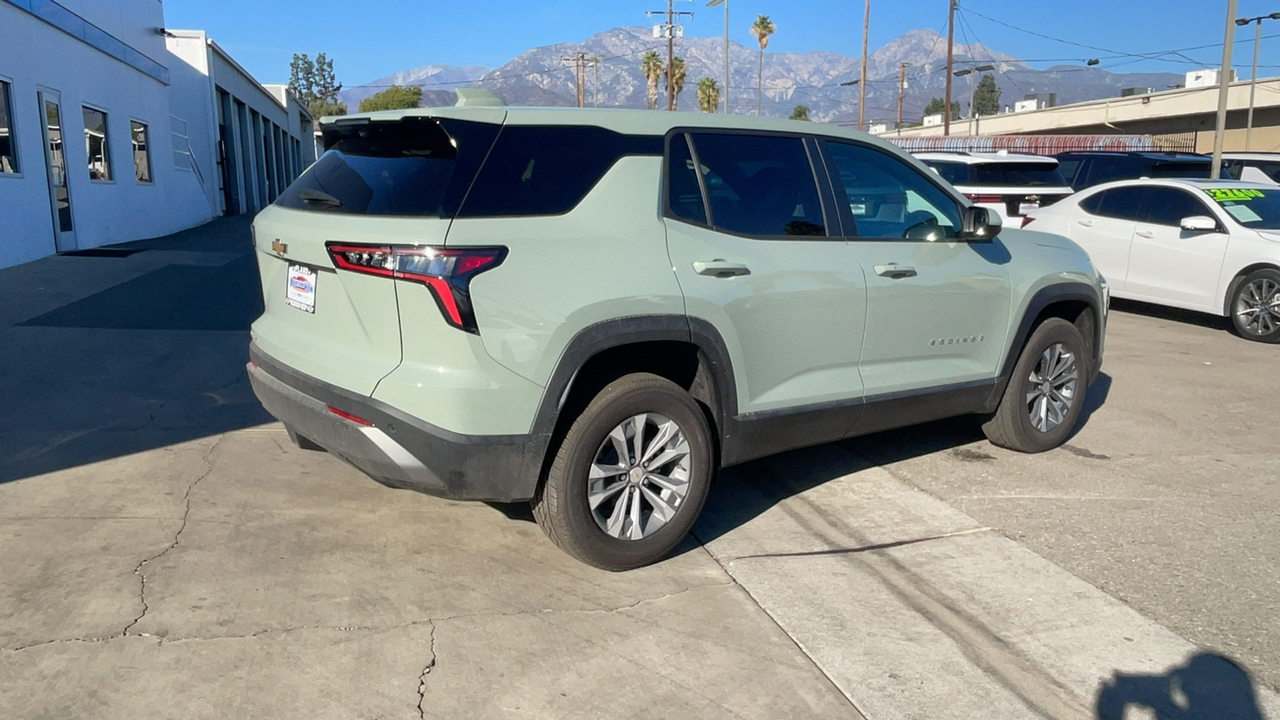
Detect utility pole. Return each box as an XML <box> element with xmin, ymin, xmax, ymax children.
<box><xmin>562</xmin><ymin>52</ymin><xmax>588</xmax><ymax>107</ymax></box>
<box><xmin>897</xmin><ymin>62</ymin><xmax>911</xmax><ymax>132</ymax></box>
<box><xmin>944</xmin><ymin>0</ymin><xmax>956</xmax><ymax>136</ymax></box>
<box><xmin>858</xmin><ymin>0</ymin><xmax>870</xmax><ymax>130</ymax></box>
<box><xmin>648</xmin><ymin>1</ymin><xmax>694</xmax><ymax>111</ymax></box>
<box><xmin>1212</xmin><ymin>0</ymin><xmax>1239</xmax><ymax>180</ymax></box>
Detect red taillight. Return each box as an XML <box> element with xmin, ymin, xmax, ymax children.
<box><xmin>966</xmin><ymin>194</ymin><xmax>1005</xmax><ymax>204</ymax></box>
<box><xmin>327</xmin><ymin>406</ymin><xmax>373</xmax><ymax>426</ymax></box>
<box><xmin>326</xmin><ymin>243</ymin><xmax>506</xmax><ymax>333</ymax></box>
<box><xmin>1021</xmin><ymin>216</ymin><xmax>1036</xmax><ymax>228</ymax></box>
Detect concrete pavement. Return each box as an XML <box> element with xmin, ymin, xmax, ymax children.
<box><xmin>2</xmin><ymin>219</ymin><xmax>1278</xmax><ymax>718</ymax></box>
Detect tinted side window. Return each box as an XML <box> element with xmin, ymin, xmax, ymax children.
<box><xmin>926</xmin><ymin>161</ymin><xmax>970</xmax><ymax>186</ymax></box>
<box><xmin>459</xmin><ymin>126</ymin><xmax>662</xmax><ymax>217</ymax></box>
<box><xmin>688</xmin><ymin>132</ymin><xmax>826</xmax><ymax>237</ymax></box>
<box><xmin>277</xmin><ymin>117</ymin><xmax>498</xmax><ymax>217</ymax></box>
<box><xmin>825</xmin><ymin>141</ymin><xmax>962</xmax><ymax>240</ymax></box>
<box><xmin>1084</xmin><ymin>157</ymin><xmax>1134</xmax><ymax>186</ymax></box>
<box><xmin>1057</xmin><ymin>158</ymin><xmax>1083</xmax><ymax>186</ymax></box>
<box><xmin>1082</xmin><ymin>186</ymin><xmax>1149</xmax><ymax>221</ymax></box>
<box><xmin>666</xmin><ymin>134</ymin><xmax>706</xmax><ymax>224</ymax></box>
<box><xmin>1144</xmin><ymin>187</ymin><xmax>1212</xmax><ymax>226</ymax></box>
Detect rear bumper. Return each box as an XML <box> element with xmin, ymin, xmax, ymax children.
<box><xmin>247</xmin><ymin>344</ymin><xmax>547</xmax><ymax>502</ymax></box>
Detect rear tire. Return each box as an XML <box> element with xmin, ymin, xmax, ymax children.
<box><xmin>532</xmin><ymin>373</ymin><xmax>713</xmax><ymax>571</ymax></box>
<box><xmin>983</xmin><ymin>318</ymin><xmax>1087</xmax><ymax>453</ymax></box>
<box><xmin>1229</xmin><ymin>268</ymin><xmax>1280</xmax><ymax>343</ymax></box>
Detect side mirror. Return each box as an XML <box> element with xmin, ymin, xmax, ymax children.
<box><xmin>962</xmin><ymin>205</ymin><xmax>1002</xmax><ymax>240</ymax></box>
<box><xmin>1180</xmin><ymin>215</ymin><xmax>1218</xmax><ymax>233</ymax></box>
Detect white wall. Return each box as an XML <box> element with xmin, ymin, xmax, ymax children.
<box><xmin>0</xmin><ymin>3</ymin><xmax>210</xmax><ymax>269</ymax></box>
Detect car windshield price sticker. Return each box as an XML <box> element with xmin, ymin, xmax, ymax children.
<box><xmin>286</xmin><ymin>264</ymin><xmax>317</xmax><ymax>313</ymax></box>
<box><xmin>1205</xmin><ymin>187</ymin><xmax>1266</xmax><ymax>203</ymax></box>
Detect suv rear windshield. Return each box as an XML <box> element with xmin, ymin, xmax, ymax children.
<box><xmin>970</xmin><ymin>162</ymin><xmax>1066</xmax><ymax>187</ymax></box>
<box><xmin>276</xmin><ymin>117</ymin><xmax>499</xmax><ymax>217</ymax></box>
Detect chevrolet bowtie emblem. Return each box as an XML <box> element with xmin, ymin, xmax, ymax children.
<box><xmin>272</xmin><ymin>239</ymin><xmax>288</xmax><ymax>255</ymax></box>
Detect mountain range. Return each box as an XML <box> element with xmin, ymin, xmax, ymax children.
<box><xmin>339</xmin><ymin>27</ymin><xmax>1184</xmax><ymax>124</ymax></box>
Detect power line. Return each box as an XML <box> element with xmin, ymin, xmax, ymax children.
<box><xmin>347</xmin><ymin>45</ymin><xmax>667</xmax><ymax>91</ymax></box>
<box><xmin>956</xmin><ymin>7</ymin><xmax>1026</xmax><ymax>98</ymax></box>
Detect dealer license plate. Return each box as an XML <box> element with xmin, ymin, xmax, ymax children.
<box><xmin>286</xmin><ymin>264</ymin><xmax>317</xmax><ymax>313</ymax></box>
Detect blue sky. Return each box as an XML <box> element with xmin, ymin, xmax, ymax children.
<box><xmin>164</xmin><ymin>0</ymin><xmax>1280</xmax><ymax>87</ymax></box>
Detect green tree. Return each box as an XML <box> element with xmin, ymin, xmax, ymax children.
<box><xmin>642</xmin><ymin>51</ymin><xmax>664</xmax><ymax>110</ymax></box>
<box><xmin>666</xmin><ymin>56</ymin><xmax>688</xmax><ymax>111</ymax></box>
<box><xmin>289</xmin><ymin>52</ymin><xmax>345</xmax><ymax>118</ymax></box>
<box><xmin>359</xmin><ymin>85</ymin><xmax>424</xmax><ymax>112</ymax></box>
<box><xmin>924</xmin><ymin>97</ymin><xmax>960</xmax><ymax>119</ymax></box>
<box><xmin>750</xmin><ymin>15</ymin><xmax>776</xmax><ymax>116</ymax></box>
<box><xmin>789</xmin><ymin>104</ymin><xmax>812</xmax><ymax>121</ymax></box>
<box><xmin>971</xmin><ymin>73</ymin><xmax>1001</xmax><ymax>117</ymax></box>
<box><xmin>697</xmin><ymin>77</ymin><xmax>721</xmax><ymax>114</ymax></box>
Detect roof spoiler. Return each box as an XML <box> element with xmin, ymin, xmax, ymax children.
<box><xmin>455</xmin><ymin>88</ymin><xmax>505</xmax><ymax>108</ymax></box>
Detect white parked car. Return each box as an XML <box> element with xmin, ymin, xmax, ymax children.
<box><xmin>1222</xmin><ymin>153</ymin><xmax>1280</xmax><ymax>185</ymax></box>
<box><xmin>1025</xmin><ymin>179</ymin><xmax>1280</xmax><ymax>342</ymax></box>
<box><xmin>916</xmin><ymin>151</ymin><xmax>1074</xmax><ymax>225</ymax></box>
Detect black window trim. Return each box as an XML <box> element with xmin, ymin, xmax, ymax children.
<box><xmin>0</xmin><ymin>76</ymin><xmax>19</xmax><ymax>177</ymax></box>
<box><xmin>661</xmin><ymin>127</ymin><xmax>838</xmax><ymax>242</ymax></box>
<box><xmin>817</xmin><ymin>137</ymin><xmax>969</xmax><ymax>243</ymax></box>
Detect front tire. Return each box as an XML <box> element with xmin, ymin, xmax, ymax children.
<box><xmin>983</xmin><ymin>318</ymin><xmax>1088</xmax><ymax>453</ymax></box>
<box><xmin>1230</xmin><ymin>268</ymin><xmax>1280</xmax><ymax>343</ymax></box>
<box><xmin>532</xmin><ymin>373</ymin><xmax>714</xmax><ymax>571</ymax></box>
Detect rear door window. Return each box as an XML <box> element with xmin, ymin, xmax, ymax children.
<box><xmin>1151</xmin><ymin>161</ymin><xmax>1212</xmax><ymax>179</ymax></box>
<box><xmin>1057</xmin><ymin>158</ymin><xmax>1083</xmax><ymax>187</ymax></box>
<box><xmin>687</xmin><ymin>132</ymin><xmax>826</xmax><ymax>237</ymax></box>
<box><xmin>1081</xmin><ymin>186</ymin><xmax>1150</xmax><ymax>221</ymax></box>
<box><xmin>457</xmin><ymin>126</ymin><xmax>662</xmax><ymax>217</ymax></box>
<box><xmin>276</xmin><ymin>117</ymin><xmax>499</xmax><ymax>217</ymax></box>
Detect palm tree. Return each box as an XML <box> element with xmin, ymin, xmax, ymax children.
<box><xmin>750</xmin><ymin>15</ymin><xmax>776</xmax><ymax>116</ymax></box>
<box><xmin>666</xmin><ymin>56</ymin><xmax>688</xmax><ymax>111</ymax></box>
<box><xmin>642</xmin><ymin>51</ymin><xmax>664</xmax><ymax>110</ymax></box>
<box><xmin>697</xmin><ymin>77</ymin><xmax>721</xmax><ymax>114</ymax></box>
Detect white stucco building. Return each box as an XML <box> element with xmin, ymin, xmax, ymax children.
<box><xmin>0</xmin><ymin>0</ymin><xmax>314</xmax><ymax>270</ymax></box>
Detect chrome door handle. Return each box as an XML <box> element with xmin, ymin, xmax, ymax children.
<box><xmin>1135</xmin><ymin>230</ymin><xmax>1155</xmax><ymax>239</ymax></box>
<box><xmin>1077</xmin><ymin>219</ymin><xmax>1094</xmax><ymax>227</ymax></box>
<box><xmin>874</xmin><ymin>264</ymin><xmax>918</xmax><ymax>278</ymax></box>
<box><xmin>693</xmin><ymin>260</ymin><xmax>751</xmax><ymax>277</ymax></box>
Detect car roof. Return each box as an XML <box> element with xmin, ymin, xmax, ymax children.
<box><xmin>319</xmin><ymin>105</ymin><xmax>903</xmax><ymax>152</ymax></box>
<box><xmin>913</xmin><ymin>151</ymin><xmax>1056</xmax><ymax>165</ymax></box>
<box><xmin>1080</xmin><ymin>178</ymin><xmax>1276</xmax><ymax>192</ymax></box>
<box><xmin>1221</xmin><ymin>152</ymin><xmax>1280</xmax><ymax>161</ymax></box>
<box><xmin>1054</xmin><ymin>151</ymin><xmax>1208</xmax><ymax>161</ymax></box>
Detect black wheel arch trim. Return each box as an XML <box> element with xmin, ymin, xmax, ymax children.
<box><xmin>992</xmin><ymin>281</ymin><xmax>1104</xmax><ymax>411</ymax></box>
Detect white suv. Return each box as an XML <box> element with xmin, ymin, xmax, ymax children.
<box><xmin>916</xmin><ymin>151</ymin><xmax>1074</xmax><ymax>226</ymax></box>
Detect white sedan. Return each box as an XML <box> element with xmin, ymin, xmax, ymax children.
<box><xmin>1024</xmin><ymin>179</ymin><xmax>1280</xmax><ymax>342</ymax></box>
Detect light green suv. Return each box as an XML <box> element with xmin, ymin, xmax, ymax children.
<box><xmin>247</xmin><ymin>102</ymin><xmax>1106</xmax><ymax>570</ymax></box>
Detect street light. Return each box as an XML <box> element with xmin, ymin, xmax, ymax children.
<box><xmin>954</xmin><ymin>63</ymin><xmax>995</xmax><ymax>129</ymax></box>
<box><xmin>1235</xmin><ymin>13</ymin><xmax>1280</xmax><ymax>150</ymax></box>
<box><xmin>707</xmin><ymin>0</ymin><xmax>729</xmax><ymax>113</ymax></box>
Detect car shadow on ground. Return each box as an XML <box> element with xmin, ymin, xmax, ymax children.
<box><xmin>1111</xmin><ymin>298</ymin><xmax>1234</xmax><ymax>334</ymax></box>
<box><xmin>0</xmin><ymin>217</ymin><xmax>273</xmax><ymax>486</ymax></box>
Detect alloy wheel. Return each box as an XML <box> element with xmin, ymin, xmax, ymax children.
<box><xmin>1235</xmin><ymin>277</ymin><xmax>1280</xmax><ymax>337</ymax></box>
<box><xmin>587</xmin><ymin>413</ymin><xmax>692</xmax><ymax>541</ymax></box>
<box><xmin>1025</xmin><ymin>343</ymin><xmax>1079</xmax><ymax>433</ymax></box>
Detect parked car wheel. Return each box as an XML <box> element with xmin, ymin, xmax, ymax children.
<box><xmin>532</xmin><ymin>373</ymin><xmax>713</xmax><ymax>571</ymax></box>
<box><xmin>983</xmin><ymin>318</ymin><xmax>1087</xmax><ymax>453</ymax></box>
<box><xmin>1230</xmin><ymin>268</ymin><xmax>1280</xmax><ymax>343</ymax></box>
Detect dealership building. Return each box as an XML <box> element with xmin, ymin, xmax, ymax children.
<box><xmin>0</xmin><ymin>0</ymin><xmax>314</xmax><ymax>269</ymax></box>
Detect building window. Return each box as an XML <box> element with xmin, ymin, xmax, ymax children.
<box><xmin>1</xmin><ymin>80</ymin><xmax>19</xmax><ymax>174</ymax></box>
<box><xmin>82</xmin><ymin>106</ymin><xmax>112</xmax><ymax>181</ymax></box>
<box><xmin>131</xmin><ymin>120</ymin><xmax>152</xmax><ymax>183</ymax></box>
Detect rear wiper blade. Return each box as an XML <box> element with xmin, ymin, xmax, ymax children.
<box><xmin>299</xmin><ymin>188</ymin><xmax>342</xmax><ymax>207</ymax></box>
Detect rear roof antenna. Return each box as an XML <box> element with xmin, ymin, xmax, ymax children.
<box><xmin>455</xmin><ymin>88</ymin><xmax>506</xmax><ymax>108</ymax></box>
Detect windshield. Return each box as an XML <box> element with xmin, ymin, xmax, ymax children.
<box><xmin>971</xmin><ymin>162</ymin><xmax>1066</xmax><ymax>187</ymax></box>
<box><xmin>1203</xmin><ymin>187</ymin><xmax>1280</xmax><ymax>230</ymax></box>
